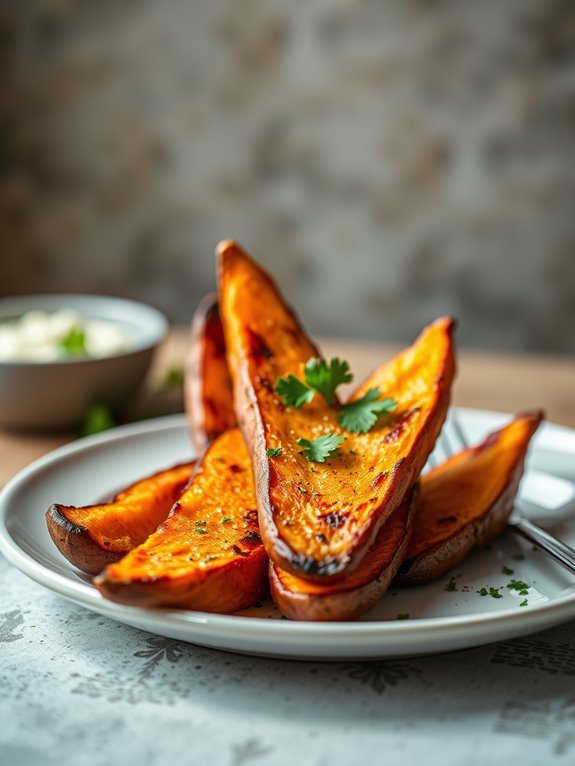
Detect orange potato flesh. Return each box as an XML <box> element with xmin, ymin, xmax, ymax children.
<box><xmin>94</xmin><ymin>428</ymin><xmax>268</xmax><ymax>612</ymax></box>
<box><xmin>185</xmin><ymin>294</ymin><xmax>236</xmax><ymax>451</ymax></box>
<box><xmin>46</xmin><ymin>462</ymin><xmax>195</xmax><ymax>575</ymax></box>
<box><xmin>270</xmin><ymin>489</ymin><xmax>415</xmax><ymax>621</ymax></box>
<box><xmin>44</xmin><ymin>243</ymin><xmax>545</xmax><ymax>619</ymax></box>
<box><xmin>219</xmin><ymin>239</ymin><xmax>455</xmax><ymax>581</ymax></box>
<box><xmin>397</xmin><ymin>411</ymin><xmax>543</xmax><ymax>584</ymax></box>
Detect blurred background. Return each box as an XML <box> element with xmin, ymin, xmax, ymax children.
<box><xmin>0</xmin><ymin>0</ymin><xmax>574</xmax><ymax>353</ymax></box>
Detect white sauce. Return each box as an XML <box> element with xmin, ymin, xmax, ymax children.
<box><xmin>0</xmin><ymin>309</ymin><xmax>133</xmax><ymax>362</ymax></box>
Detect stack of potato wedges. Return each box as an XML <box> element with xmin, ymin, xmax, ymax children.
<box><xmin>46</xmin><ymin>241</ymin><xmax>543</xmax><ymax>620</ymax></box>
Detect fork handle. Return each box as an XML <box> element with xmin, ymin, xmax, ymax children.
<box><xmin>509</xmin><ymin>517</ymin><xmax>575</xmax><ymax>576</ymax></box>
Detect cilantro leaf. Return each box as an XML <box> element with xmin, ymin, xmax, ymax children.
<box><xmin>275</xmin><ymin>375</ymin><xmax>315</xmax><ymax>408</ymax></box>
<box><xmin>297</xmin><ymin>433</ymin><xmax>345</xmax><ymax>463</ymax></box>
<box><xmin>80</xmin><ymin>403</ymin><xmax>115</xmax><ymax>437</ymax></box>
<box><xmin>266</xmin><ymin>447</ymin><xmax>282</xmax><ymax>458</ymax></box>
<box><xmin>159</xmin><ymin>367</ymin><xmax>184</xmax><ymax>390</ymax></box>
<box><xmin>337</xmin><ymin>388</ymin><xmax>397</xmax><ymax>434</ymax></box>
<box><xmin>304</xmin><ymin>357</ymin><xmax>352</xmax><ymax>407</ymax></box>
<box><xmin>274</xmin><ymin>357</ymin><xmax>353</xmax><ymax>409</ymax></box>
<box><xmin>60</xmin><ymin>326</ymin><xmax>86</xmax><ymax>357</ymax></box>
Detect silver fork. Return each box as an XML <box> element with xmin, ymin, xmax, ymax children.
<box><xmin>433</xmin><ymin>411</ymin><xmax>575</xmax><ymax>576</ymax></box>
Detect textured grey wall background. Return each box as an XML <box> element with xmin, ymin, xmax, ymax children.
<box><xmin>0</xmin><ymin>0</ymin><xmax>574</xmax><ymax>352</ymax></box>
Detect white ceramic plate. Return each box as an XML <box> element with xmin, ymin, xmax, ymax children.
<box><xmin>1</xmin><ymin>409</ymin><xmax>575</xmax><ymax>660</ymax></box>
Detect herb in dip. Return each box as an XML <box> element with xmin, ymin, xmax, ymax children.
<box><xmin>0</xmin><ymin>309</ymin><xmax>133</xmax><ymax>362</ymax></box>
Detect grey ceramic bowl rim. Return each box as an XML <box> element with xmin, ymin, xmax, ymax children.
<box><xmin>0</xmin><ymin>294</ymin><xmax>169</xmax><ymax>366</ymax></box>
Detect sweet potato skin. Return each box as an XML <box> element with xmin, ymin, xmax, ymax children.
<box><xmin>46</xmin><ymin>462</ymin><xmax>195</xmax><ymax>575</ymax></box>
<box><xmin>270</xmin><ymin>487</ymin><xmax>416</xmax><ymax>621</ymax></box>
<box><xmin>219</xmin><ymin>240</ymin><xmax>455</xmax><ymax>582</ymax></box>
<box><xmin>94</xmin><ymin>428</ymin><xmax>269</xmax><ymax>612</ymax></box>
<box><xmin>46</xmin><ymin>507</ymin><xmax>122</xmax><ymax>576</ymax></box>
<box><xmin>185</xmin><ymin>294</ymin><xmax>236</xmax><ymax>451</ymax></box>
<box><xmin>396</xmin><ymin>411</ymin><xmax>543</xmax><ymax>585</ymax></box>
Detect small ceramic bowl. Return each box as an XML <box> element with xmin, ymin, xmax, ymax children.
<box><xmin>0</xmin><ymin>294</ymin><xmax>168</xmax><ymax>431</ymax></box>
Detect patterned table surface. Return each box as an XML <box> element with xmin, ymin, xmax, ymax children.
<box><xmin>2</xmin><ymin>550</ymin><xmax>575</xmax><ymax>766</ymax></box>
<box><xmin>2</xmin><ymin>334</ymin><xmax>575</xmax><ymax>765</ymax></box>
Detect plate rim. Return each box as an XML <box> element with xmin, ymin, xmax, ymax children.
<box><xmin>1</xmin><ymin>408</ymin><xmax>575</xmax><ymax>655</ymax></box>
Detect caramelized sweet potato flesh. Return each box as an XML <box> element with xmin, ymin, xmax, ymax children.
<box><xmin>397</xmin><ymin>411</ymin><xmax>543</xmax><ymax>583</ymax></box>
<box><xmin>44</xmin><ymin>237</ymin><xmax>546</xmax><ymax>619</ymax></box>
<box><xmin>219</xmin><ymin>241</ymin><xmax>455</xmax><ymax>581</ymax></box>
<box><xmin>270</xmin><ymin>488</ymin><xmax>415</xmax><ymax>621</ymax></box>
<box><xmin>94</xmin><ymin>428</ymin><xmax>268</xmax><ymax>612</ymax></box>
<box><xmin>185</xmin><ymin>294</ymin><xmax>236</xmax><ymax>451</ymax></box>
<box><xmin>46</xmin><ymin>462</ymin><xmax>195</xmax><ymax>575</ymax></box>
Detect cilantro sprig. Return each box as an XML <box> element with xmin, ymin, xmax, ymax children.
<box><xmin>275</xmin><ymin>375</ymin><xmax>315</xmax><ymax>408</ymax></box>
<box><xmin>275</xmin><ymin>357</ymin><xmax>352</xmax><ymax>408</ymax></box>
<box><xmin>297</xmin><ymin>433</ymin><xmax>346</xmax><ymax>463</ymax></box>
<box><xmin>303</xmin><ymin>358</ymin><xmax>352</xmax><ymax>407</ymax></box>
<box><xmin>274</xmin><ymin>355</ymin><xmax>398</xmax><ymax>463</ymax></box>
<box><xmin>275</xmin><ymin>357</ymin><xmax>397</xmax><ymax>434</ymax></box>
<box><xmin>275</xmin><ymin>357</ymin><xmax>396</xmax><ymax>436</ymax></box>
<box><xmin>337</xmin><ymin>389</ymin><xmax>397</xmax><ymax>434</ymax></box>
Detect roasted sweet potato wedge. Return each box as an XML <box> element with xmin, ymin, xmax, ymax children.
<box><xmin>184</xmin><ymin>293</ymin><xmax>415</xmax><ymax>619</ymax></box>
<box><xmin>185</xmin><ymin>293</ymin><xmax>236</xmax><ymax>451</ymax></box>
<box><xmin>396</xmin><ymin>411</ymin><xmax>543</xmax><ymax>585</ymax></box>
<box><xmin>46</xmin><ymin>462</ymin><xmax>195</xmax><ymax>575</ymax></box>
<box><xmin>94</xmin><ymin>428</ymin><xmax>268</xmax><ymax>612</ymax></box>
<box><xmin>270</xmin><ymin>487</ymin><xmax>416</xmax><ymax>621</ymax></box>
<box><xmin>218</xmin><ymin>240</ymin><xmax>455</xmax><ymax>581</ymax></box>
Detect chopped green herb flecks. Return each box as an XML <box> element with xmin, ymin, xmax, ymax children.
<box><xmin>266</xmin><ymin>447</ymin><xmax>282</xmax><ymax>458</ymax></box>
<box><xmin>507</xmin><ymin>579</ymin><xmax>530</xmax><ymax>596</ymax></box>
<box><xmin>502</xmin><ymin>565</ymin><xmax>514</xmax><ymax>575</ymax></box>
<box><xmin>477</xmin><ymin>586</ymin><xmax>503</xmax><ymax>599</ymax></box>
<box><xmin>397</xmin><ymin>613</ymin><xmax>410</xmax><ymax>620</ymax></box>
<box><xmin>519</xmin><ymin>599</ymin><xmax>528</xmax><ymax>607</ymax></box>
<box><xmin>221</xmin><ymin>517</ymin><xmax>233</xmax><ymax>524</ymax></box>
<box><xmin>297</xmin><ymin>485</ymin><xmax>307</xmax><ymax>493</ymax></box>
<box><xmin>445</xmin><ymin>576</ymin><xmax>458</xmax><ymax>592</ymax></box>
